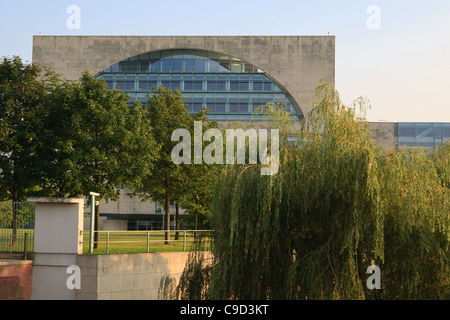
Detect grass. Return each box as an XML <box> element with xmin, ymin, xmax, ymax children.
<box><xmin>0</xmin><ymin>228</ymin><xmax>212</xmax><ymax>255</ymax></box>
<box><xmin>82</xmin><ymin>230</ymin><xmax>213</xmax><ymax>255</ymax></box>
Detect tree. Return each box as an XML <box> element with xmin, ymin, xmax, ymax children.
<box><xmin>132</xmin><ymin>86</ymin><xmax>219</xmax><ymax>244</ymax></box>
<box><xmin>176</xmin><ymin>81</ymin><xmax>449</xmax><ymax>300</ymax></box>
<box><xmin>40</xmin><ymin>71</ymin><xmax>157</xmax><ymax>247</ymax></box>
<box><xmin>0</xmin><ymin>56</ymin><xmax>47</xmax><ymax>202</ymax></box>
<box><xmin>132</xmin><ymin>86</ymin><xmax>193</xmax><ymax>244</ymax></box>
<box><xmin>0</xmin><ymin>56</ymin><xmax>48</xmax><ymax>241</ymax></box>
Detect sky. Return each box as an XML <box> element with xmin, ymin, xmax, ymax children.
<box><xmin>1</xmin><ymin>0</ymin><xmax>450</xmax><ymax>122</ymax></box>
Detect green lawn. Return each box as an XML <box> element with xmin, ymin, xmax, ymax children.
<box><xmin>82</xmin><ymin>230</ymin><xmax>212</xmax><ymax>255</ymax></box>
<box><xmin>1</xmin><ymin>229</ymin><xmax>212</xmax><ymax>255</ymax></box>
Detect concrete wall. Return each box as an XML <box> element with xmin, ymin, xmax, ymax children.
<box><xmin>370</xmin><ymin>122</ymin><xmax>395</xmax><ymax>151</ymax></box>
<box><xmin>29</xmin><ymin>198</ymin><xmax>84</xmax><ymax>300</ymax></box>
<box><xmin>76</xmin><ymin>252</ymin><xmax>200</xmax><ymax>300</ymax></box>
<box><xmin>32</xmin><ymin>35</ymin><xmax>335</xmax><ymax>117</ymax></box>
<box><xmin>0</xmin><ymin>260</ymin><xmax>33</xmax><ymax>300</ymax></box>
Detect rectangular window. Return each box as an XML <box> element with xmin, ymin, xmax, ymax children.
<box><xmin>171</xmin><ymin>59</ymin><xmax>183</xmax><ymax>72</ymax></box>
<box><xmin>184</xmin><ymin>59</ymin><xmax>196</xmax><ymax>72</ymax></box>
<box><xmin>215</xmin><ymin>103</ymin><xmax>226</xmax><ymax>112</ymax></box>
<box><xmin>443</xmin><ymin>127</ymin><xmax>450</xmax><ymax>138</ymax></box>
<box><xmin>139</xmin><ymin>61</ymin><xmax>150</xmax><ymax>72</ymax></box>
<box><xmin>150</xmin><ymin>61</ymin><xmax>161</xmax><ymax>72</ymax></box>
<box><xmin>116</xmin><ymin>81</ymin><xmax>135</xmax><ymax>90</ymax></box>
<box><xmin>253</xmin><ymin>82</ymin><xmax>263</xmax><ymax>91</ymax></box>
<box><xmin>195</xmin><ymin>60</ymin><xmax>206</xmax><ymax>72</ymax></box>
<box><xmin>398</xmin><ymin>125</ymin><xmax>416</xmax><ymax>137</ymax></box>
<box><xmin>184</xmin><ymin>81</ymin><xmax>203</xmax><ymax>91</ymax></box>
<box><xmin>434</xmin><ymin>127</ymin><xmax>442</xmax><ymax>139</ymax></box>
<box><xmin>161</xmin><ymin>60</ymin><xmax>172</xmax><ymax>72</ymax></box>
<box><xmin>139</xmin><ymin>81</ymin><xmax>148</xmax><ymax>90</ymax></box>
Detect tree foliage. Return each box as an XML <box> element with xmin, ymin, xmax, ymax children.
<box><xmin>0</xmin><ymin>56</ymin><xmax>47</xmax><ymax>201</ymax></box>
<box><xmin>40</xmin><ymin>71</ymin><xmax>157</xmax><ymax>200</ymax></box>
<box><xmin>176</xmin><ymin>81</ymin><xmax>450</xmax><ymax>300</ymax></box>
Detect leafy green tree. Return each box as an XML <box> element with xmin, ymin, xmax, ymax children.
<box><xmin>0</xmin><ymin>56</ymin><xmax>49</xmax><ymax>240</ymax></box>
<box><xmin>133</xmin><ymin>86</ymin><xmax>220</xmax><ymax>244</ymax></box>
<box><xmin>40</xmin><ymin>71</ymin><xmax>157</xmax><ymax>247</ymax></box>
<box><xmin>133</xmin><ymin>86</ymin><xmax>194</xmax><ymax>244</ymax></box>
<box><xmin>0</xmin><ymin>56</ymin><xmax>47</xmax><ymax>202</ymax></box>
<box><xmin>40</xmin><ymin>71</ymin><xmax>156</xmax><ymax>199</ymax></box>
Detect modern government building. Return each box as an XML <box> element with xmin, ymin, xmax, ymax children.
<box><xmin>32</xmin><ymin>35</ymin><xmax>450</xmax><ymax>230</ymax></box>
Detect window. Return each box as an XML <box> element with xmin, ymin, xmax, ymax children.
<box><xmin>184</xmin><ymin>81</ymin><xmax>203</xmax><ymax>91</ymax></box>
<box><xmin>96</xmin><ymin>49</ymin><xmax>301</xmax><ymax>121</ymax></box>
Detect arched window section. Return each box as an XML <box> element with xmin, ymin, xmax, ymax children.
<box><xmin>96</xmin><ymin>49</ymin><xmax>302</xmax><ymax>121</ymax></box>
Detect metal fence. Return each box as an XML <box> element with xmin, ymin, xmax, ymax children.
<box><xmin>83</xmin><ymin>230</ymin><xmax>213</xmax><ymax>254</ymax></box>
<box><xmin>0</xmin><ymin>202</ymin><xmax>35</xmax><ymax>256</ymax></box>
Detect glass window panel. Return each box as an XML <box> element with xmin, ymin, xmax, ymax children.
<box><xmin>216</xmin><ymin>103</ymin><xmax>226</xmax><ymax>112</ymax></box>
<box><xmin>434</xmin><ymin>128</ymin><xmax>442</xmax><ymax>139</ymax></box>
<box><xmin>121</xmin><ymin>61</ymin><xmax>138</xmax><ymax>72</ymax></box>
<box><xmin>171</xmin><ymin>59</ymin><xmax>183</xmax><ymax>72</ymax></box>
<box><xmin>171</xmin><ymin>81</ymin><xmax>181</xmax><ymax>90</ymax></box>
<box><xmin>148</xmin><ymin>81</ymin><xmax>157</xmax><ymax>89</ymax></box>
<box><xmin>207</xmin><ymin>82</ymin><xmax>216</xmax><ymax>91</ymax></box>
<box><xmin>398</xmin><ymin>125</ymin><xmax>416</xmax><ymax>137</ymax></box>
<box><xmin>239</xmin><ymin>82</ymin><xmax>249</xmax><ymax>91</ymax></box>
<box><xmin>184</xmin><ymin>59</ymin><xmax>196</xmax><ymax>72</ymax></box>
<box><xmin>110</xmin><ymin>63</ymin><xmax>120</xmax><ymax>72</ymax></box>
<box><xmin>161</xmin><ymin>81</ymin><xmax>171</xmax><ymax>88</ymax></box>
<box><xmin>253</xmin><ymin>82</ymin><xmax>263</xmax><ymax>91</ymax></box>
<box><xmin>193</xmin><ymin>103</ymin><xmax>203</xmax><ymax>112</ymax></box>
<box><xmin>150</xmin><ymin>61</ymin><xmax>161</xmax><ymax>72</ymax></box>
<box><xmin>195</xmin><ymin>60</ymin><xmax>206</xmax><ymax>72</ymax></box>
<box><xmin>149</xmin><ymin>52</ymin><xmax>161</xmax><ymax>59</ymax></box>
<box><xmin>263</xmin><ymin>82</ymin><xmax>272</xmax><ymax>91</ymax></box>
<box><xmin>230</xmin><ymin>81</ymin><xmax>239</xmax><ymax>91</ymax></box>
<box><xmin>139</xmin><ymin>81</ymin><xmax>148</xmax><ymax>90</ymax></box>
<box><xmin>161</xmin><ymin>60</ymin><xmax>172</xmax><ymax>72</ymax></box>
<box><xmin>219</xmin><ymin>61</ymin><xmax>230</xmax><ymax>72</ymax></box>
<box><xmin>416</xmin><ymin>124</ymin><xmax>433</xmax><ymax>137</ymax></box>
<box><xmin>239</xmin><ymin>103</ymin><xmax>248</xmax><ymax>113</ymax></box>
<box><xmin>231</xmin><ymin>63</ymin><xmax>242</xmax><ymax>73</ymax></box>
<box><xmin>216</xmin><ymin>81</ymin><xmax>226</xmax><ymax>91</ymax></box>
<box><xmin>230</xmin><ymin>103</ymin><xmax>239</xmax><ymax>113</ymax></box>
<box><xmin>139</xmin><ymin>61</ymin><xmax>149</xmax><ymax>72</ymax></box>
<box><xmin>184</xmin><ymin>81</ymin><xmax>194</xmax><ymax>90</ymax></box>
<box><xmin>443</xmin><ymin>127</ymin><xmax>450</xmax><ymax>138</ymax></box>
<box><xmin>208</xmin><ymin>61</ymin><xmax>220</xmax><ymax>72</ymax></box>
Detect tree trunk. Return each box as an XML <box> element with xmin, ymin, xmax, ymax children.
<box><xmin>175</xmin><ymin>203</ymin><xmax>180</xmax><ymax>241</ymax></box>
<box><xmin>165</xmin><ymin>197</ymin><xmax>170</xmax><ymax>245</ymax></box>
<box><xmin>94</xmin><ymin>201</ymin><xmax>100</xmax><ymax>249</ymax></box>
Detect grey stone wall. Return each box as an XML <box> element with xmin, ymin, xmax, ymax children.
<box><xmin>32</xmin><ymin>35</ymin><xmax>335</xmax><ymax>117</ymax></box>
<box><xmin>76</xmin><ymin>252</ymin><xmax>207</xmax><ymax>300</ymax></box>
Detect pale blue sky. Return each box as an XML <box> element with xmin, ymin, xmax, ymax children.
<box><xmin>1</xmin><ymin>1</ymin><xmax>450</xmax><ymax>122</ymax></box>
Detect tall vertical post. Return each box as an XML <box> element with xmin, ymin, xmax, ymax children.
<box><xmin>89</xmin><ymin>192</ymin><xmax>100</xmax><ymax>253</ymax></box>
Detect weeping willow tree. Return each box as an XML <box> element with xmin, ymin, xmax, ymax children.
<box><xmin>175</xmin><ymin>81</ymin><xmax>449</xmax><ymax>300</ymax></box>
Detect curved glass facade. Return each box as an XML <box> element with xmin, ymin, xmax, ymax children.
<box><xmin>96</xmin><ymin>49</ymin><xmax>302</xmax><ymax>121</ymax></box>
